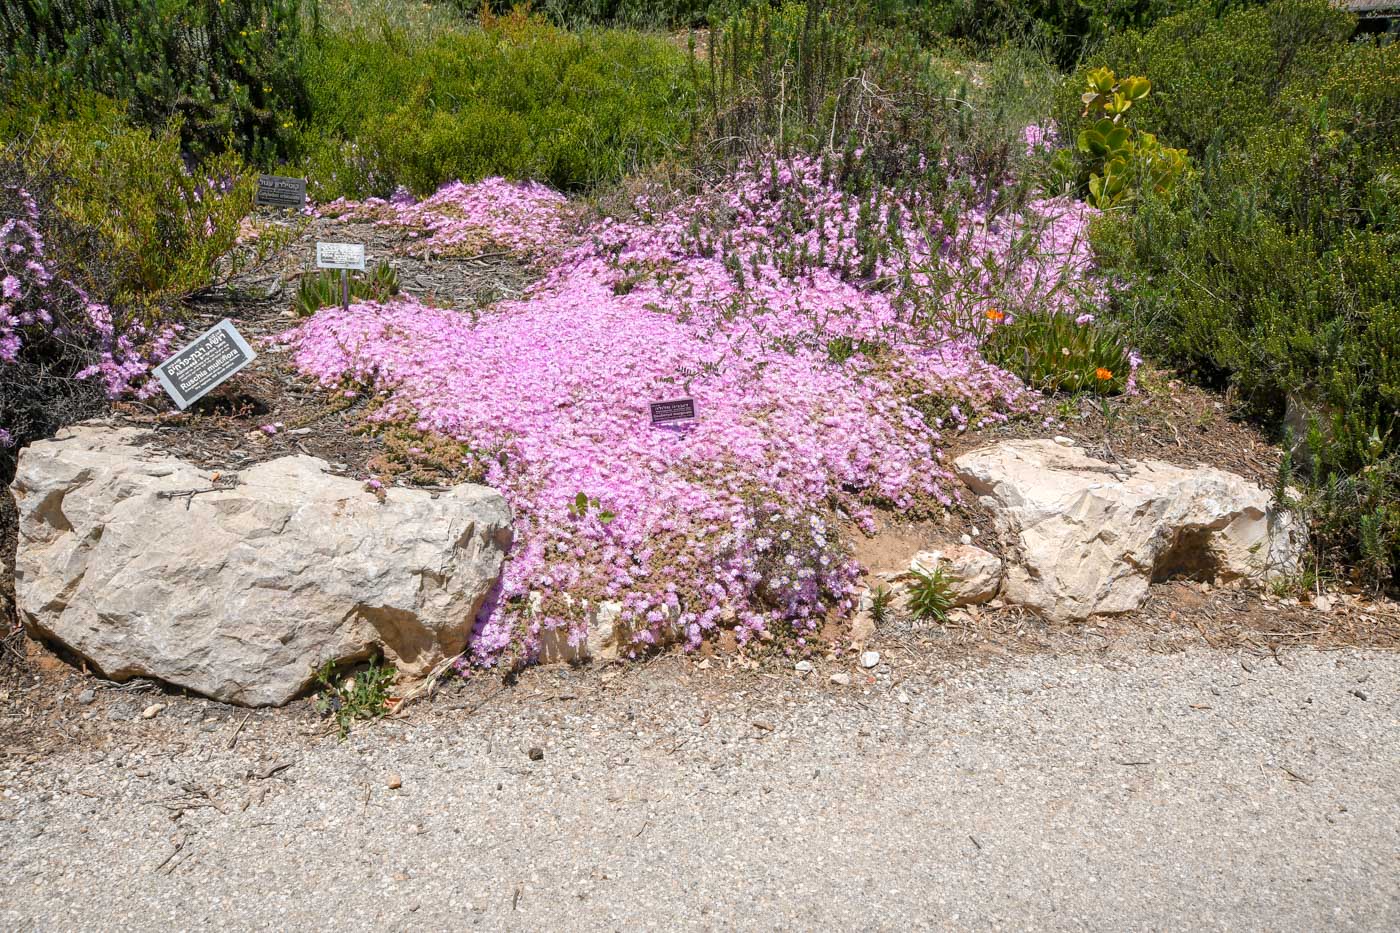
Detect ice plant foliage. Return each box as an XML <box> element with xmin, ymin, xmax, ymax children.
<box><xmin>288</xmin><ymin>155</ymin><xmax>1106</xmax><ymax>664</ymax></box>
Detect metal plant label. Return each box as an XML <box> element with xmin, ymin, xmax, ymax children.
<box><xmin>315</xmin><ymin>242</ymin><xmax>366</xmax><ymax>271</ymax></box>
<box><xmin>254</xmin><ymin>174</ymin><xmax>307</xmax><ymax>209</ymax></box>
<box><xmin>650</xmin><ymin>398</ymin><xmax>696</xmax><ymax>424</ymax></box>
<box><xmin>153</xmin><ymin>319</ymin><xmax>257</xmax><ymax>410</ymax></box>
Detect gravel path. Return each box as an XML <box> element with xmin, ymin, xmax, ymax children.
<box><xmin>2</xmin><ymin>646</ymin><xmax>1397</xmax><ymax>931</ymax></box>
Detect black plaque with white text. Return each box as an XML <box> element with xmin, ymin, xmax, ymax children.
<box><xmin>255</xmin><ymin>174</ymin><xmax>307</xmax><ymax>209</ymax></box>
<box><xmin>153</xmin><ymin>320</ymin><xmax>257</xmax><ymax>410</ymax></box>
<box><xmin>650</xmin><ymin>398</ymin><xmax>696</xmax><ymax>424</ymax></box>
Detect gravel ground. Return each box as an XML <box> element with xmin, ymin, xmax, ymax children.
<box><xmin>1</xmin><ymin>645</ymin><xmax>1397</xmax><ymax>931</ymax></box>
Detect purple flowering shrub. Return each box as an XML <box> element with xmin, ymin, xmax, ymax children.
<box><xmin>287</xmin><ymin>153</ymin><xmax>1112</xmax><ymax>664</ymax></box>
<box><xmin>0</xmin><ymin>157</ymin><xmax>175</xmax><ymax>467</ymax></box>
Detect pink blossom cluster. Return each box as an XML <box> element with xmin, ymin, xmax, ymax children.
<box><xmin>1</xmin><ymin>184</ymin><xmax>175</xmax><ymax>447</ymax></box>
<box><xmin>318</xmin><ymin>177</ymin><xmax>570</xmax><ymax>257</ymax></box>
<box><xmin>287</xmin><ymin>156</ymin><xmax>1104</xmax><ymax>663</ymax></box>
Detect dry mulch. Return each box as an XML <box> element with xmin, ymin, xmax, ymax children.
<box><xmin>105</xmin><ymin>209</ymin><xmax>535</xmax><ymax>479</ymax></box>
<box><xmin>946</xmin><ymin>366</ymin><xmax>1284</xmax><ymax>490</ymax></box>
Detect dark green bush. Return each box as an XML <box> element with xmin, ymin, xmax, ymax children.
<box><xmin>1056</xmin><ymin>0</ymin><xmax>1354</xmax><ymax>157</ymax></box>
<box><xmin>0</xmin><ymin>0</ymin><xmax>311</xmax><ymax>162</ymax></box>
<box><xmin>298</xmin><ymin>9</ymin><xmax>693</xmax><ymax>198</ymax></box>
<box><xmin>474</xmin><ymin>0</ymin><xmax>714</xmax><ymax>28</ymax></box>
<box><xmin>873</xmin><ymin>1</ymin><xmax>1271</xmax><ymax>68</ymax></box>
<box><xmin>1090</xmin><ymin>20</ymin><xmax>1400</xmax><ymax>586</ymax></box>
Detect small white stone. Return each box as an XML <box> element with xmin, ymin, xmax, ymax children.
<box><xmin>795</xmin><ymin>660</ymin><xmax>813</xmax><ymax>674</ymax></box>
<box><xmin>829</xmin><ymin>672</ymin><xmax>851</xmax><ymax>686</ymax></box>
<box><xmin>959</xmin><ymin>534</ymin><xmax>973</xmax><ymax>546</ymax></box>
<box><xmin>140</xmin><ymin>704</ymin><xmax>164</xmax><ymax>720</ymax></box>
<box><xmin>860</xmin><ymin>651</ymin><xmax>880</xmax><ymax>669</ymax></box>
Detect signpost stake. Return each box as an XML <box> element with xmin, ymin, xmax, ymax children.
<box><xmin>316</xmin><ymin>242</ymin><xmax>366</xmax><ymax>312</ymax></box>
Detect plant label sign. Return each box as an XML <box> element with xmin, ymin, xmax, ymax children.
<box><xmin>650</xmin><ymin>398</ymin><xmax>696</xmax><ymax>424</ymax></box>
<box><xmin>254</xmin><ymin>174</ymin><xmax>306</xmax><ymax>209</ymax></box>
<box><xmin>153</xmin><ymin>319</ymin><xmax>257</xmax><ymax>410</ymax></box>
<box><xmin>316</xmin><ymin>241</ymin><xmax>366</xmax><ymax>271</ymax></box>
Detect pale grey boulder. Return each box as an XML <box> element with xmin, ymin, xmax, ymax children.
<box><xmin>11</xmin><ymin>424</ymin><xmax>511</xmax><ymax>706</ymax></box>
<box><xmin>954</xmin><ymin>439</ymin><xmax>1304</xmax><ymax>622</ymax></box>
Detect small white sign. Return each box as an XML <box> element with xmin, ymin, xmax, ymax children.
<box><xmin>315</xmin><ymin>242</ymin><xmax>366</xmax><ymax>271</ymax></box>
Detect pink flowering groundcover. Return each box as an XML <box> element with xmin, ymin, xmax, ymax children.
<box><xmin>286</xmin><ymin>156</ymin><xmax>1108</xmax><ymax>665</ymax></box>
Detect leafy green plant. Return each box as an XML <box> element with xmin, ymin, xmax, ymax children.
<box><xmin>868</xmin><ymin>584</ymin><xmax>896</xmax><ymax>627</ymax></box>
<box><xmin>312</xmin><ymin>657</ymin><xmax>396</xmax><ymax>738</ymax></box>
<box><xmin>906</xmin><ymin>565</ymin><xmax>953</xmax><ymax>623</ymax></box>
<box><xmin>293</xmin><ymin>261</ymin><xmax>400</xmax><ymax>317</ymax></box>
<box><xmin>568</xmin><ymin>492</ymin><xmax>616</xmax><ymax>525</ymax></box>
<box><xmin>983</xmin><ymin>311</ymin><xmax>1132</xmax><ymax>394</ymax></box>
<box><xmin>23</xmin><ymin>109</ymin><xmax>255</xmax><ymax>306</ymax></box>
<box><xmin>1072</xmin><ymin>67</ymin><xmax>1188</xmax><ymax>208</ymax></box>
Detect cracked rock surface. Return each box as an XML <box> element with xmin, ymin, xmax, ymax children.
<box><xmin>11</xmin><ymin>423</ymin><xmax>512</xmax><ymax>705</ymax></box>
<box><xmin>955</xmin><ymin>440</ymin><xmax>1304</xmax><ymax>622</ymax></box>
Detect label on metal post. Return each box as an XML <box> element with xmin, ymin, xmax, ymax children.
<box><xmin>315</xmin><ymin>242</ymin><xmax>365</xmax><ymax>271</ymax></box>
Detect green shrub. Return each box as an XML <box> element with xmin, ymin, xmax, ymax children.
<box><xmin>1091</xmin><ymin>31</ymin><xmax>1400</xmax><ymax>586</ymax></box>
<box><xmin>697</xmin><ymin>0</ymin><xmax>1056</xmax><ymax>183</ymax></box>
<box><xmin>474</xmin><ymin>0</ymin><xmax>714</xmax><ymax>28</ymax></box>
<box><xmin>26</xmin><ymin>110</ymin><xmax>255</xmax><ymax>306</ymax></box>
<box><xmin>1058</xmin><ymin>0</ymin><xmax>1355</xmax><ymax>158</ymax></box>
<box><xmin>0</xmin><ymin>0</ymin><xmax>311</xmax><ymax>162</ymax></box>
<box><xmin>871</xmin><ymin>1</ymin><xmax>1273</xmax><ymax>68</ymax></box>
<box><xmin>298</xmin><ymin>9</ymin><xmax>693</xmax><ymax>198</ymax></box>
<box><xmin>17</xmin><ymin>107</ymin><xmax>257</xmax><ymax>305</ymax></box>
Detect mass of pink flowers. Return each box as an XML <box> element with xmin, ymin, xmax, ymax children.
<box><xmin>1</xmin><ymin>183</ymin><xmax>175</xmax><ymax>448</ymax></box>
<box><xmin>318</xmin><ymin>177</ymin><xmax>571</xmax><ymax>257</ymax></box>
<box><xmin>287</xmin><ymin>155</ymin><xmax>1104</xmax><ymax>664</ymax></box>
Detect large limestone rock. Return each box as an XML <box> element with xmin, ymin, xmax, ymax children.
<box><xmin>11</xmin><ymin>424</ymin><xmax>512</xmax><ymax>706</ymax></box>
<box><xmin>954</xmin><ymin>440</ymin><xmax>1304</xmax><ymax>622</ymax></box>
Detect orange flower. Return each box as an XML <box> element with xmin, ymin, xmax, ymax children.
<box><xmin>985</xmin><ymin>308</ymin><xmax>1005</xmax><ymax>323</ymax></box>
<box><xmin>1095</xmin><ymin>367</ymin><xmax>1114</xmax><ymax>381</ymax></box>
